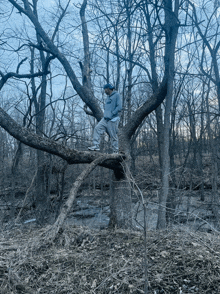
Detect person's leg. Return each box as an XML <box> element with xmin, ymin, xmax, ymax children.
<box><xmin>107</xmin><ymin>119</ymin><xmax>119</xmax><ymax>152</ymax></box>
<box><xmin>89</xmin><ymin>118</ymin><xmax>107</xmax><ymax>150</ymax></box>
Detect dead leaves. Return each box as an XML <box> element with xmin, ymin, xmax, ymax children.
<box><xmin>0</xmin><ymin>226</ymin><xmax>220</xmax><ymax>293</ymax></box>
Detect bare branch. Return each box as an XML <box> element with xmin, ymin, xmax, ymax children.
<box><xmin>16</xmin><ymin>57</ymin><xmax>28</xmax><ymax>74</ymax></box>
<box><xmin>121</xmin><ymin>76</ymin><xmax>168</xmax><ymax>141</ymax></box>
<box><xmin>9</xmin><ymin>0</ymin><xmax>103</xmax><ymax>121</ymax></box>
<box><xmin>0</xmin><ymin>70</ymin><xmax>50</xmax><ymax>91</ymax></box>
<box><xmin>51</xmin><ymin>0</ymin><xmax>71</xmax><ymax>42</ymax></box>
<box><xmin>7</xmin><ymin>0</ymin><xmax>27</xmax><ymax>15</ymax></box>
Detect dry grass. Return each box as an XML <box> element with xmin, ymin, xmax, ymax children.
<box><xmin>0</xmin><ymin>225</ymin><xmax>220</xmax><ymax>293</ymax></box>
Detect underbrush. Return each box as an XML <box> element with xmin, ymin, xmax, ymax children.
<box><xmin>0</xmin><ymin>225</ymin><xmax>220</xmax><ymax>293</ymax></box>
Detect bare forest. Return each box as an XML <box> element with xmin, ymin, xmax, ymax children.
<box><xmin>1</xmin><ymin>0</ymin><xmax>220</xmax><ymax>293</ymax></box>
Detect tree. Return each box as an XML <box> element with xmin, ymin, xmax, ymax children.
<box><xmin>189</xmin><ymin>0</ymin><xmax>220</xmax><ymax>111</ymax></box>
<box><xmin>0</xmin><ymin>0</ymin><xmax>181</xmax><ymax>238</ymax></box>
<box><xmin>188</xmin><ymin>0</ymin><xmax>220</xmax><ymax>225</ymax></box>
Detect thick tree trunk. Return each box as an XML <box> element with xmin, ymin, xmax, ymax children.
<box><xmin>109</xmin><ymin>166</ymin><xmax>132</xmax><ymax>229</ymax></box>
<box><xmin>108</xmin><ymin>133</ymin><xmax>133</xmax><ymax>229</ymax></box>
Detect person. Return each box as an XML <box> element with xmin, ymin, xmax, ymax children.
<box><xmin>88</xmin><ymin>83</ymin><xmax>122</xmax><ymax>153</ymax></box>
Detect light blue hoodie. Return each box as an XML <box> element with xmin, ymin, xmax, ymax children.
<box><xmin>103</xmin><ymin>90</ymin><xmax>122</xmax><ymax>120</ymax></box>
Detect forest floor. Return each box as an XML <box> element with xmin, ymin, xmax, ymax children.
<box><xmin>0</xmin><ymin>155</ymin><xmax>220</xmax><ymax>293</ymax></box>
<box><xmin>0</xmin><ymin>223</ymin><xmax>220</xmax><ymax>294</ymax></box>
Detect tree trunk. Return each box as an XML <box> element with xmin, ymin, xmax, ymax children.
<box><xmin>157</xmin><ymin>82</ymin><xmax>173</xmax><ymax>229</ymax></box>
<box><xmin>155</xmin><ymin>106</ymin><xmax>164</xmax><ymax>170</ymax></box>
<box><xmin>198</xmin><ymin>87</ymin><xmax>205</xmax><ymax>201</ymax></box>
<box><xmin>30</xmin><ymin>41</ymin><xmax>49</xmax><ymax>223</ymax></box>
<box><xmin>156</xmin><ymin>0</ymin><xmax>179</xmax><ymax>229</ymax></box>
<box><xmin>109</xmin><ymin>166</ymin><xmax>132</xmax><ymax>229</ymax></box>
<box><xmin>205</xmin><ymin>84</ymin><xmax>220</xmax><ymax>226</ymax></box>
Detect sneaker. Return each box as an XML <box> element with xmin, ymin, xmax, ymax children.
<box><xmin>88</xmin><ymin>146</ymin><xmax>100</xmax><ymax>151</ymax></box>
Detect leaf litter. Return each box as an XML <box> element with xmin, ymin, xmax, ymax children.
<box><xmin>0</xmin><ymin>225</ymin><xmax>220</xmax><ymax>293</ymax></box>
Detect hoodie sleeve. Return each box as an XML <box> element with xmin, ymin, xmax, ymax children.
<box><xmin>112</xmin><ymin>92</ymin><xmax>122</xmax><ymax>116</ymax></box>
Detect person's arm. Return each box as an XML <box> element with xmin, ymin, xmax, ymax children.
<box><xmin>112</xmin><ymin>93</ymin><xmax>122</xmax><ymax>116</ymax></box>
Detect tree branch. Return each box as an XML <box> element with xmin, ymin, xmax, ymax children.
<box><xmin>8</xmin><ymin>0</ymin><xmax>103</xmax><ymax>121</ymax></box>
<box><xmin>8</xmin><ymin>0</ymin><xmax>27</xmax><ymax>15</ymax></box>
<box><xmin>41</xmin><ymin>154</ymin><xmax>115</xmax><ymax>243</ymax></box>
<box><xmin>0</xmin><ymin>106</ymin><xmax>124</xmax><ymax>169</ymax></box>
<box><xmin>83</xmin><ymin>104</ymin><xmax>94</xmax><ymax>117</ymax></box>
<box><xmin>0</xmin><ymin>70</ymin><xmax>50</xmax><ymax>91</ymax></box>
<box><xmin>16</xmin><ymin>57</ymin><xmax>28</xmax><ymax>73</ymax></box>
<box><xmin>51</xmin><ymin>0</ymin><xmax>71</xmax><ymax>42</ymax></box>
<box><xmin>121</xmin><ymin>76</ymin><xmax>168</xmax><ymax>140</ymax></box>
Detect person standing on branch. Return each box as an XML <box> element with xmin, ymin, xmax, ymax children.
<box><xmin>88</xmin><ymin>84</ymin><xmax>122</xmax><ymax>153</ymax></box>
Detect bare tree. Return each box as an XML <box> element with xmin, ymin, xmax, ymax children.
<box><xmin>0</xmin><ymin>0</ymin><xmax>181</xmax><ymax>237</ymax></box>
<box><xmin>188</xmin><ymin>0</ymin><xmax>220</xmax><ymax>111</ymax></box>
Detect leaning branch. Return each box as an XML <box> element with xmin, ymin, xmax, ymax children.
<box><xmin>42</xmin><ymin>155</ymin><xmax>113</xmax><ymax>243</ymax></box>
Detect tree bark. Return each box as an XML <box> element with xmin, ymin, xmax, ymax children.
<box><xmin>157</xmin><ymin>80</ymin><xmax>173</xmax><ymax>229</ymax></box>
<box><xmin>30</xmin><ymin>37</ymin><xmax>49</xmax><ymax>223</ymax></box>
<box><xmin>157</xmin><ymin>0</ymin><xmax>180</xmax><ymax>229</ymax></box>
<box><xmin>109</xmin><ymin>163</ymin><xmax>132</xmax><ymax>229</ymax></box>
